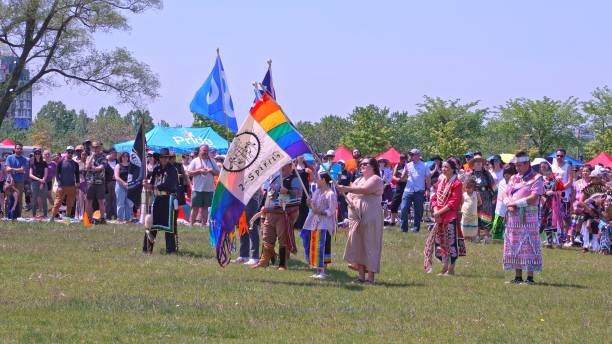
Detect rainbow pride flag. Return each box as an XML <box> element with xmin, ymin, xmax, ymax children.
<box><xmin>210</xmin><ymin>93</ymin><xmax>311</xmax><ymax>266</ymax></box>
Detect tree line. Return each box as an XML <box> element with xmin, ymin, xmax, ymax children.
<box><xmin>295</xmin><ymin>86</ymin><xmax>611</xmax><ymax>160</ymax></box>
<box><xmin>0</xmin><ymin>101</ymin><xmax>173</xmax><ymax>152</ymax></box>
<box><xmin>0</xmin><ymin>86</ymin><xmax>609</xmax><ymax>160</ymax></box>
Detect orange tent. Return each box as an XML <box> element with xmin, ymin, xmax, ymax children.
<box><xmin>376</xmin><ymin>147</ymin><xmax>401</xmax><ymax>165</ymax></box>
<box><xmin>332</xmin><ymin>146</ymin><xmax>353</xmax><ymax>163</ymax></box>
<box><xmin>586</xmin><ymin>152</ymin><xmax>612</xmax><ymax>168</ymax></box>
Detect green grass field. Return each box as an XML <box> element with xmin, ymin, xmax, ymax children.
<box><xmin>0</xmin><ymin>221</ymin><xmax>610</xmax><ymax>343</ymax></box>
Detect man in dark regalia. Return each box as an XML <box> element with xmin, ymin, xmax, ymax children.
<box><xmin>143</xmin><ymin>148</ymin><xmax>179</xmax><ymax>254</ymax></box>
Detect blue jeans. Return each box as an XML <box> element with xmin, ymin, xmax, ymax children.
<box><xmin>31</xmin><ymin>180</ymin><xmax>48</xmax><ymax>217</ymax></box>
<box><xmin>400</xmin><ymin>190</ymin><xmax>425</xmax><ymax>232</ymax></box>
<box><xmin>115</xmin><ymin>183</ymin><xmax>133</xmax><ymax>221</ymax></box>
<box><xmin>239</xmin><ymin>224</ymin><xmax>260</xmax><ymax>259</ymax></box>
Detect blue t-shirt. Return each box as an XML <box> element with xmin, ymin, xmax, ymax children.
<box><xmin>6</xmin><ymin>154</ymin><xmax>28</xmax><ymax>183</ymax></box>
<box><xmin>402</xmin><ymin>160</ymin><xmax>430</xmax><ymax>193</ymax></box>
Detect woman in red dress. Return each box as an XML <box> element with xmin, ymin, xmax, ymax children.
<box><xmin>424</xmin><ymin>159</ymin><xmax>465</xmax><ymax>275</ymax></box>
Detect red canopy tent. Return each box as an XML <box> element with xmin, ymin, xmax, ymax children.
<box><xmin>332</xmin><ymin>146</ymin><xmax>353</xmax><ymax>163</ymax></box>
<box><xmin>376</xmin><ymin>147</ymin><xmax>401</xmax><ymax>165</ymax></box>
<box><xmin>1</xmin><ymin>138</ymin><xmax>15</xmax><ymax>146</ymax></box>
<box><xmin>586</xmin><ymin>152</ymin><xmax>612</xmax><ymax>168</ymax></box>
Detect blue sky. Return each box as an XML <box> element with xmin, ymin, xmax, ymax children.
<box><xmin>33</xmin><ymin>0</ymin><xmax>612</xmax><ymax>126</ymax></box>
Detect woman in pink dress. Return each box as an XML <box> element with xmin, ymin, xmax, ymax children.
<box><xmin>503</xmin><ymin>151</ymin><xmax>544</xmax><ymax>285</ymax></box>
<box><xmin>337</xmin><ymin>157</ymin><xmax>384</xmax><ymax>284</ymax></box>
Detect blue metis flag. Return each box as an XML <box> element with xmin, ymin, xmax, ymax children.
<box><xmin>190</xmin><ymin>55</ymin><xmax>238</xmax><ymax>132</ymax></box>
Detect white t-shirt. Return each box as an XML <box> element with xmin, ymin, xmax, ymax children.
<box><xmin>551</xmin><ymin>161</ymin><xmax>570</xmax><ymax>201</ymax></box>
<box><xmin>490</xmin><ymin>168</ymin><xmax>504</xmax><ymax>187</ymax></box>
<box><xmin>188</xmin><ymin>157</ymin><xmax>219</xmax><ymax>192</ymax></box>
<box><xmin>495</xmin><ymin>178</ymin><xmax>508</xmax><ymax>217</ymax></box>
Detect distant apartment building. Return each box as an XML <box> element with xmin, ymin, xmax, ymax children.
<box><xmin>0</xmin><ymin>55</ymin><xmax>32</xmax><ymax>129</ymax></box>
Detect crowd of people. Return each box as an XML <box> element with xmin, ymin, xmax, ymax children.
<box><xmin>1</xmin><ymin>142</ymin><xmax>610</xmax><ymax>285</ymax></box>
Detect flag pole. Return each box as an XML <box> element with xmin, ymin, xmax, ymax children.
<box><xmin>266</xmin><ymin>59</ymin><xmax>272</xmax><ymax>96</ymax></box>
<box><xmin>141</xmin><ymin>112</ymin><xmax>149</xmax><ymax>217</ymax></box>
<box><xmin>217</xmin><ymin>48</ymin><xmax>230</xmax><ymax>138</ymax></box>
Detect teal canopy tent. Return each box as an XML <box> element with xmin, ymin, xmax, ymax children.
<box><xmin>114</xmin><ymin>126</ymin><xmax>229</xmax><ymax>154</ymax></box>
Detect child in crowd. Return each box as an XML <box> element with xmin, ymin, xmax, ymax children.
<box><xmin>4</xmin><ymin>174</ymin><xmax>20</xmax><ymax>220</ymax></box>
<box><xmin>539</xmin><ymin>161</ymin><xmax>567</xmax><ymax>248</ymax></box>
<box><xmin>301</xmin><ymin>172</ymin><xmax>337</xmax><ymax>279</ymax></box>
<box><xmin>582</xmin><ymin>193</ymin><xmax>608</xmax><ymax>253</ymax></box>
<box><xmin>491</xmin><ymin>165</ymin><xmax>516</xmax><ymax>241</ymax></box>
<box><xmin>461</xmin><ymin>177</ymin><xmax>480</xmax><ymax>240</ymax></box>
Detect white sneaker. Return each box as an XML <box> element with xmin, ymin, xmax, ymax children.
<box><xmin>563</xmin><ymin>242</ymin><xmax>573</xmax><ymax>248</ymax></box>
<box><xmin>233</xmin><ymin>257</ymin><xmax>248</xmax><ymax>264</ymax></box>
<box><xmin>245</xmin><ymin>258</ymin><xmax>259</xmax><ymax>265</ymax></box>
<box><xmin>314</xmin><ymin>273</ymin><xmax>327</xmax><ymax>279</ymax></box>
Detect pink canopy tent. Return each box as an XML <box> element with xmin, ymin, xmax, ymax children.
<box><xmin>376</xmin><ymin>147</ymin><xmax>401</xmax><ymax>165</ymax></box>
<box><xmin>586</xmin><ymin>152</ymin><xmax>612</xmax><ymax>168</ymax></box>
<box><xmin>1</xmin><ymin>138</ymin><xmax>15</xmax><ymax>146</ymax></box>
<box><xmin>332</xmin><ymin>146</ymin><xmax>353</xmax><ymax>162</ymax></box>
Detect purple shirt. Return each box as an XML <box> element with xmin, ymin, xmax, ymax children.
<box><xmin>46</xmin><ymin>161</ymin><xmax>57</xmax><ymax>182</ymax></box>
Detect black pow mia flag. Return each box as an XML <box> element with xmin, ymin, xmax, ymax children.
<box><xmin>127</xmin><ymin>121</ymin><xmax>146</xmax><ymax>205</ymax></box>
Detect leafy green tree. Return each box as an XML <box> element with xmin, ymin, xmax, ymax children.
<box><xmin>584</xmin><ymin>128</ymin><xmax>612</xmax><ymax>159</ymax></box>
<box><xmin>158</xmin><ymin>119</ymin><xmax>170</xmax><ymax>127</ymax></box>
<box><xmin>582</xmin><ymin>86</ymin><xmax>611</xmax><ymax>158</ymax></box>
<box><xmin>425</xmin><ymin>121</ymin><xmax>469</xmax><ymax>159</ymax></box>
<box><xmin>0</xmin><ymin>122</ymin><xmax>27</xmax><ymax>144</ymax></box>
<box><xmin>87</xmin><ymin>106</ymin><xmax>131</xmax><ymax>145</ymax></box>
<box><xmin>340</xmin><ymin>105</ymin><xmax>393</xmax><ymax>155</ymax></box>
<box><xmin>192</xmin><ymin>114</ymin><xmax>234</xmax><ymax>140</ymax></box>
<box><xmin>35</xmin><ymin>101</ymin><xmax>77</xmax><ymax>136</ymax></box>
<box><xmin>28</xmin><ymin>117</ymin><xmax>56</xmax><ymax>149</ymax></box>
<box><xmin>74</xmin><ymin>110</ymin><xmax>91</xmax><ymax>140</ymax></box>
<box><xmin>411</xmin><ymin>97</ymin><xmax>487</xmax><ymax>157</ymax></box>
<box><xmin>0</xmin><ymin>0</ymin><xmax>161</xmax><ymax>128</ymax></box>
<box><xmin>125</xmin><ymin>109</ymin><xmax>154</xmax><ymax>134</ymax></box>
<box><xmin>478</xmin><ymin>115</ymin><xmax>518</xmax><ymax>156</ymax></box>
<box><xmin>497</xmin><ymin>97</ymin><xmax>584</xmax><ymax>156</ymax></box>
<box><xmin>296</xmin><ymin>115</ymin><xmax>350</xmax><ymax>154</ymax></box>
<box><xmin>388</xmin><ymin>111</ymin><xmax>418</xmax><ymax>155</ymax></box>
<box><xmin>582</xmin><ymin>86</ymin><xmax>612</xmax><ymax>136</ymax></box>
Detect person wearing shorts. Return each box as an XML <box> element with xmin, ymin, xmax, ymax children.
<box><xmin>187</xmin><ymin>144</ymin><xmax>219</xmax><ymax>227</ymax></box>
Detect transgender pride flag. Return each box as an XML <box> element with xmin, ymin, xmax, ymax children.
<box><xmin>210</xmin><ymin>93</ymin><xmax>311</xmax><ymax>267</ymax></box>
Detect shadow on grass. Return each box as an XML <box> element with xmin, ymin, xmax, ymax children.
<box><xmin>247</xmin><ymin>278</ymin><xmax>365</xmax><ymax>291</ymax></box>
<box><xmin>372</xmin><ymin>281</ymin><xmax>426</xmax><ymax>288</ymax></box>
<box><xmin>536</xmin><ymin>282</ymin><xmax>588</xmax><ymax>289</ymax></box>
<box><xmin>175</xmin><ymin>250</ymin><xmax>214</xmax><ymax>259</ymax></box>
<box><xmin>457</xmin><ymin>273</ymin><xmax>506</xmax><ymax>280</ymax></box>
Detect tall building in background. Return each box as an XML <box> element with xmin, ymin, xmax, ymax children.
<box><xmin>0</xmin><ymin>55</ymin><xmax>32</xmax><ymax>129</ymax></box>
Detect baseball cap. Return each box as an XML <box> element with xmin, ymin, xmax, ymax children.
<box><xmin>325</xmin><ymin>150</ymin><xmax>335</xmax><ymax>157</ymax></box>
<box><xmin>409</xmin><ymin>148</ymin><xmax>421</xmax><ymax>155</ymax></box>
<box><xmin>66</xmin><ymin>145</ymin><xmax>75</xmax><ymax>151</ymax></box>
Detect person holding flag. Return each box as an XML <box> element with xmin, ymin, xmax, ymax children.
<box><xmin>127</xmin><ymin>120</ymin><xmax>147</xmax><ymax>220</ymax></box>
<box><xmin>209</xmin><ymin>92</ymin><xmax>311</xmax><ymax>267</ymax></box>
<box><xmin>253</xmin><ymin>162</ymin><xmax>303</xmax><ymax>270</ymax></box>
<box><xmin>142</xmin><ymin>148</ymin><xmax>179</xmax><ymax>254</ymax></box>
